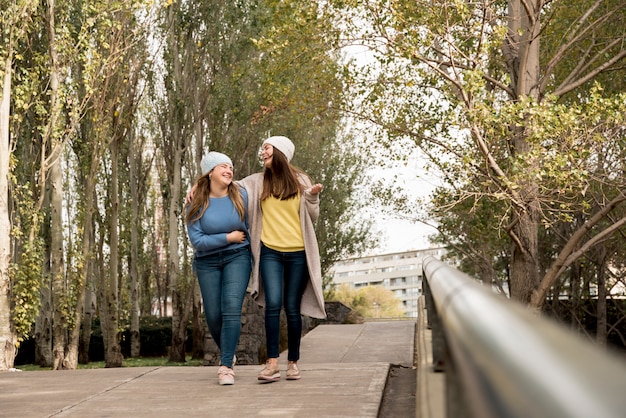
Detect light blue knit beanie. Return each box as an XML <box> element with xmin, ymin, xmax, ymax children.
<box><xmin>201</xmin><ymin>152</ymin><xmax>233</xmax><ymax>176</ymax></box>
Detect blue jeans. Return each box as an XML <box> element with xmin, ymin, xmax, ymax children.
<box><xmin>195</xmin><ymin>246</ymin><xmax>251</xmax><ymax>368</ymax></box>
<box><xmin>260</xmin><ymin>244</ymin><xmax>308</xmax><ymax>361</ymax></box>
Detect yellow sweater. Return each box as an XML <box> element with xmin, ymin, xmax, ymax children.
<box><xmin>261</xmin><ymin>194</ymin><xmax>304</xmax><ymax>251</ymax></box>
<box><xmin>237</xmin><ymin>172</ymin><xmax>326</xmax><ymax>319</ymax></box>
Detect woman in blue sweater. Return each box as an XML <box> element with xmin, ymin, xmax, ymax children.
<box><xmin>185</xmin><ymin>151</ymin><xmax>251</xmax><ymax>386</ymax></box>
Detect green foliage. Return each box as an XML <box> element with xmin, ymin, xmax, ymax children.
<box><xmin>8</xmin><ymin>243</ymin><xmax>43</xmax><ymax>342</ymax></box>
<box><xmin>8</xmin><ymin>179</ymin><xmax>43</xmax><ymax>342</ymax></box>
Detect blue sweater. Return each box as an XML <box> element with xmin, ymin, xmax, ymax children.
<box><xmin>186</xmin><ymin>189</ymin><xmax>250</xmax><ymax>258</ymax></box>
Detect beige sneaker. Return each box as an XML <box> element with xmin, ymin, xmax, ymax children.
<box><xmin>286</xmin><ymin>361</ymin><xmax>301</xmax><ymax>380</ymax></box>
<box><xmin>257</xmin><ymin>360</ymin><xmax>281</xmax><ymax>382</ymax></box>
<box><xmin>218</xmin><ymin>366</ymin><xmax>235</xmax><ymax>385</ymax></box>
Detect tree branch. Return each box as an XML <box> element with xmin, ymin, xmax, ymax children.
<box><xmin>530</xmin><ymin>193</ymin><xmax>626</xmax><ymax>309</ymax></box>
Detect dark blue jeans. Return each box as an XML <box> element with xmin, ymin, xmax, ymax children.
<box><xmin>260</xmin><ymin>243</ymin><xmax>308</xmax><ymax>361</ymax></box>
<box><xmin>195</xmin><ymin>246</ymin><xmax>251</xmax><ymax>368</ymax></box>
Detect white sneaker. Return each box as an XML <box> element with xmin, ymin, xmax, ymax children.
<box><xmin>218</xmin><ymin>366</ymin><xmax>235</xmax><ymax>385</ymax></box>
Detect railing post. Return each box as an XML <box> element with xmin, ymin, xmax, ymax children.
<box><xmin>422</xmin><ymin>271</ymin><xmax>446</xmax><ymax>372</ymax></box>
<box><xmin>445</xmin><ymin>352</ymin><xmax>467</xmax><ymax>418</ymax></box>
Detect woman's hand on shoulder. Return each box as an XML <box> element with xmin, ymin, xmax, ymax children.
<box><xmin>185</xmin><ymin>183</ymin><xmax>198</xmax><ymax>205</ymax></box>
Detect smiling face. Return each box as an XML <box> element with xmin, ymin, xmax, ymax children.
<box><xmin>209</xmin><ymin>163</ymin><xmax>233</xmax><ymax>188</ymax></box>
<box><xmin>260</xmin><ymin>143</ymin><xmax>274</xmax><ymax>169</ymax></box>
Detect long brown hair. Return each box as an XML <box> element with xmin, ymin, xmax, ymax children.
<box><xmin>260</xmin><ymin>148</ymin><xmax>307</xmax><ymax>201</ymax></box>
<box><xmin>185</xmin><ymin>174</ymin><xmax>246</xmax><ymax>224</ymax></box>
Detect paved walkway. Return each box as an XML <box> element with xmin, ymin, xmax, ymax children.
<box><xmin>0</xmin><ymin>321</ymin><xmax>416</xmax><ymax>418</ymax></box>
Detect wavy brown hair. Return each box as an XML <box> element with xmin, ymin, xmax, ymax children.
<box><xmin>260</xmin><ymin>148</ymin><xmax>308</xmax><ymax>201</ymax></box>
<box><xmin>185</xmin><ymin>174</ymin><xmax>245</xmax><ymax>224</ymax></box>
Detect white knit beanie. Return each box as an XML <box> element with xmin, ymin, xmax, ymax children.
<box><xmin>201</xmin><ymin>151</ymin><xmax>233</xmax><ymax>176</ymax></box>
<box><xmin>263</xmin><ymin>135</ymin><xmax>295</xmax><ymax>162</ymax></box>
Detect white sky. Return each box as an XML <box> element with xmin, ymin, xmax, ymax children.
<box><xmin>372</xmin><ymin>217</ymin><xmax>436</xmax><ymax>254</ymax></box>
<box><xmin>364</xmin><ymin>150</ymin><xmax>440</xmax><ymax>255</ymax></box>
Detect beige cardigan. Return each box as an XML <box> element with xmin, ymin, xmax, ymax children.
<box><xmin>237</xmin><ymin>172</ymin><xmax>327</xmax><ymax>319</ymax></box>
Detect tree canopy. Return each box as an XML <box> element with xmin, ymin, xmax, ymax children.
<box><xmin>328</xmin><ymin>0</ymin><xmax>626</xmax><ymax>312</ymax></box>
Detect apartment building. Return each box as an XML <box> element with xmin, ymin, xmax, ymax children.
<box><xmin>329</xmin><ymin>247</ymin><xmax>447</xmax><ymax>318</ymax></box>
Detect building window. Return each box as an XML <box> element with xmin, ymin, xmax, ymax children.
<box><xmin>406</xmin><ymin>275</ymin><xmax>420</xmax><ymax>284</ymax></box>
<box><xmin>397</xmin><ymin>264</ymin><xmax>415</xmax><ymax>271</ymax></box>
<box><xmin>391</xmin><ymin>277</ymin><xmax>407</xmax><ymax>286</ymax></box>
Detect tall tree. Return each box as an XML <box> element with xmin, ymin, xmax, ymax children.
<box><xmin>1</xmin><ymin>0</ymin><xmax>48</xmax><ymax>370</ymax></box>
<box><xmin>46</xmin><ymin>0</ymin><xmax>67</xmax><ymax>371</ymax></box>
<box><xmin>158</xmin><ymin>0</ymin><xmax>196</xmax><ymax>362</ymax></box>
<box><xmin>127</xmin><ymin>127</ymin><xmax>153</xmax><ymax>357</ymax></box>
<box><xmin>0</xmin><ymin>13</ymin><xmax>16</xmax><ymax>372</ymax></box>
<box><xmin>330</xmin><ymin>0</ymin><xmax>626</xmax><ymax>310</ymax></box>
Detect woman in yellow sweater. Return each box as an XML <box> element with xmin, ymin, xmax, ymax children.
<box><xmin>238</xmin><ymin>136</ymin><xmax>326</xmax><ymax>382</ymax></box>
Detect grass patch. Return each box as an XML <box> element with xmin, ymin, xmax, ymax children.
<box><xmin>16</xmin><ymin>356</ymin><xmax>204</xmax><ymax>371</ymax></box>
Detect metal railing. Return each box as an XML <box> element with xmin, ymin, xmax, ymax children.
<box><xmin>421</xmin><ymin>256</ymin><xmax>626</xmax><ymax>418</ymax></box>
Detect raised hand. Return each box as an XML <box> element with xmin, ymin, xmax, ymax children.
<box><xmin>309</xmin><ymin>183</ymin><xmax>323</xmax><ymax>195</ymax></box>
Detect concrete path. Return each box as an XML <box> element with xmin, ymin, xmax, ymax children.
<box><xmin>0</xmin><ymin>321</ymin><xmax>416</xmax><ymax>418</ymax></box>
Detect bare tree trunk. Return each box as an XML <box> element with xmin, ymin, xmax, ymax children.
<box><xmin>78</xmin><ymin>222</ymin><xmax>97</xmax><ymax>365</ymax></box>
<box><xmin>35</xmin><ymin>187</ymin><xmax>53</xmax><ymax>367</ymax></box>
<box><xmin>191</xmin><ymin>283</ymin><xmax>204</xmax><ymax>360</ymax></box>
<box><xmin>97</xmin><ymin>227</ymin><xmax>108</xmax><ymax>354</ymax></box>
<box><xmin>508</xmin><ymin>202</ymin><xmax>540</xmax><ymax>303</ymax></box>
<box><xmin>103</xmin><ymin>137</ymin><xmax>123</xmax><ymax>368</ymax></box>
<box><xmin>505</xmin><ymin>0</ymin><xmax>542</xmax><ymax>303</ymax></box>
<box><xmin>163</xmin><ymin>1</ymin><xmax>192</xmax><ymax>362</ymax></box>
<box><xmin>34</xmin><ymin>284</ymin><xmax>53</xmax><ymax>367</ymax></box>
<box><xmin>595</xmin><ymin>248</ymin><xmax>607</xmax><ymax>347</ymax></box>
<box><xmin>153</xmin><ymin>241</ymin><xmax>164</xmax><ymax>317</ymax></box>
<box><xmin>49</xmin><ymin>159</ymin><xmax>67</xmax><ymax>365</ymax></box>
<box><xmin>62</xmin><ymin>175</ymin><xmax>98</xmax><ymax>369</ymax></box>
<box><xmin>190</xmin><ymin>59</ymin><xmax>205</xmax><ymax>361</ymax></box>
<box><xmin>128</xmin><ymin>133</ymin><xmax>141</xmax><ymax>357</ymax></box>
<box><xmin>569</xmin><ymin>262</ymin><xmax>582</xmax><ymax>331</ymax></box>
<box><xmin>45</xmin><ymin>0</ymin><xmax>69</xmax><ymax>370</ymax></box>
<box><xmin>49</xmin><ymin>142</ymin><xmax>66</xmax><ymax>369</ymax></box>
<box><xmin>78</xmin><ymin>283</ymin><xmax>94</xmax><ymax>364</ymax></box>
<box><xmin>167</xmin><ymin>154</ymin><xmax>186</xmax><ymax>362</ymax></box>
